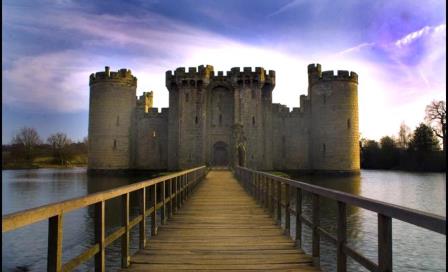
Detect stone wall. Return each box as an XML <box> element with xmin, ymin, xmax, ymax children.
<box><xmin>88</xmin><ymin>67</ymin><xmax>137</xmax><ymax>170</ymax></box>
<box><xmin>134</xmin><ymin>108</ymin><xmax>168</xmax><ymax>169</ymax></box>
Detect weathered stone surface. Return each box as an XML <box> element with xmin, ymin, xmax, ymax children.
<box><xmin>88</xmin><ymin>64</ymin><xmax>360</xmax><ymax>173</ymax></box>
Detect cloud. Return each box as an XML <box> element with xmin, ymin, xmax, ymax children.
<box><xmin>395</xmin><ymin>24</ymin><xmax>445</xmax><ymax>48</ymax></box>
<box><xmin>3</xmin><ymin>50</ymin><xmax>99</xmax><ymax>112</ymax></box>
<box><xmin>267</xmin><ymin>0</ymin><xmax>308</xmax><ymax>17</ymax></box>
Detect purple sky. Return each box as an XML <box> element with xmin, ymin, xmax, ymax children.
<box><xmin>2</xmin><ymin>0</ymin><xmax>446</xmax><ymax>143</ymax></box>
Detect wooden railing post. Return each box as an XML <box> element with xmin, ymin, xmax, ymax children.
<box><xmin>48</xmin><ymin>214</ymin><xmax>63</xmax><ymax>272</ymax></box>
<box><xmin>121</xmin><ymin>193</ymin><xmax>130</xmax><ymax>268</ymax></box>
<box><xmin>312</xmin><ymin>193</ymin><xmax>320</xmax><ymax>268</ymax></box>
<box><xmin>263</xmin><ymin>176</ymin><xmax>267</xmax><ymax>209</ymax></box>
<box><xmin>378</xmin><ymin>213</ymin><xmax>392</xmax><ymax>272</ymax></box>
<box><xmin>277</xmin><ymin>181</ymin><xmax>282</xmax><ymax>225</ymax></box>
<box><xmin>139</xmin><ymin>188</ymin><xmax>146</xmax><ymax>249</ymax></box>
<box><xmin>151</xmin><ymin>184</ymin><xmax>158</xmax><ymax>236</ymax></box>
<box><xmin>295</xmin><ymin>188</ymin><xmax>302</xmax><ymax>248</ymax></box>
<box><xmin>169</xmin><ymin>178</ymin><xmax>173</xmax><ymax>218</ymax></box>
<box><xmin>174</xmin><ymin>177</ymin><xmax>180</xmax><ymax>212</ymax></box>
<box><xmin>285</xmin><ymin>183</ymin><xmax>290</xmax><ymax>236</ymax></box>
<box><xmin>162</xmin><ymin>180</ymin><xmax>167</xmax><ymax>224</ymax></box>
<box><xmin>94</xmin><ymin>201</ymin><xmax>105</xmax><ymax>272</ymax></box>
<box><xmin>337</xmin><ymin>201</ymin><xmax>347</xmax><ymax>272</ymax></box>
<box><xmin>270</xmin><ymin>178</ymin><xmax>275</xmax><ymax>217</ymax></box>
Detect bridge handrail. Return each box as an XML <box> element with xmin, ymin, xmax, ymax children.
<box><xmin>234</xmin><ymin>166</ymin><xmax>446</xmax><ymax>272</ymax></box>
<box><xmin>2</xmin><ymin>165</ymin><xmax>207</xmax><ymax>272</ymax></box>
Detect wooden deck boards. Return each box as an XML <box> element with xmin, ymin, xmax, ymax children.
<box><xmin>122</xmin><ymin>170</ymin><xmax>319</xmax><ymax>271</ymax></box>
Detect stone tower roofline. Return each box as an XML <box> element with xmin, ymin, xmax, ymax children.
<box><xmin>307</xmin><ymin>63</ymin><xmax>358</xmax><ymax>86</ymax></box>
<box><xmin>89</xmin><ymin>66</ymin><xmax>137</xmax><ymax>86</ymax></box>
<box><xmin>165</xmin><ymin>65</ymin><xmax>275</xmax><ymax>89</ymax></box>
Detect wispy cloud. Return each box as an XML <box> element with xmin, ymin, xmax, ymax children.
<box><xmin>267</xmin><ymin>0</ymin><xmax>307</xmax><ymax>17</ymax></box>
<box><xmin>395</xmin><ymin>24</ymin><xmax>445</xmax><ymax>48</ymax></box>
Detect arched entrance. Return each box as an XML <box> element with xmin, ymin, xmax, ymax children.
<box><xmin>237</xmin><ymin>145</ymin><xmax>246</xmax><ymax>167</ymax></box>
<box><xmin>212</xmin><ymin>141</ymin><xmax>229</xmax><ymax>166</ymax></box>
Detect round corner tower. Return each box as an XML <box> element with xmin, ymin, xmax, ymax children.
<box><xmin>88</xmin><ymin>66</ymin><xmax>137</xmax><ymax>170</ymax></box>
<box><xmin>308</xmin><ymin>63</ymin><xmax>360</xmax><ymax>174</ymax></box>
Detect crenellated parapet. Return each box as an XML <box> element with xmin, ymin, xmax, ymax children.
<box><xmin>272</xmin><ymin>103</ymin><xmax>307</xmax><ymax>118</ymax></box>
<box><xmin>89</xmin><ymin>66</ymin><xmax>137</xmax><ymax>86</ymax></box>
<box><xmin>307</xmin><ymin>63</ymin><xmax>358</xmax><ymax>87</ymax></box>
<box><xmin>136</xmin><ymin>107</ymin><xmax>169</xmax><ymax>119</ymax></box>
<box><xmin>165</xmin><ymin>65</ymin><xmax>276</xmax><ymax>90</ymax></box>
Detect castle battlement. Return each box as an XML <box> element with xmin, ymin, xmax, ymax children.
<box><xmin>137</xmin><ymin>107</ymin><xmax>169</xmax><ymax>119</ymax></box>
<box><xmin>166</xmin><ymin>65</ymin><xmax>275</xmax><ymax>89</ymax></box>
<box><xmin>89</xmin><ymin>66</ymin><xmax>137</xmax><ymax>86</ymax></box>
<box><xmin>272</xmin><ymin>103</ymin><xmax>307</xmax><ymax>118</ymax></box>
<box><xmin>308</xmin><ymin>63</ymin><xmax>357</xmax><ymax>85</ymax></box>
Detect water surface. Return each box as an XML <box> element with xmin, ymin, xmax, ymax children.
<box><xmin>2</xmin><ymin>168</ymin><xmax>446</xmax><ymax>271</ymax></box>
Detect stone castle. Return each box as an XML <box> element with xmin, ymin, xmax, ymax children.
<box><xmin>88</xmin><ymin>64</ymin><xmax>360</xmax><ymax>174</ymax></box>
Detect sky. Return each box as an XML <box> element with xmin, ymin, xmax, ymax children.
<box><xmin>2</xmin><ymin>0</ymin><xmax>446</xmax><ymax>143</ymax></box>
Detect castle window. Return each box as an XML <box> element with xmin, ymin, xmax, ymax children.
<box><xmin>347</xmin><ymin>118</ymin><xmax>351</xmax><ymax>129</ymax></box>
<box><xmin>195</xmin><ymin>116</ymin><xmax>198</xmax><ymax>124</ymax></box>
<box><xmin>323</xmin><ymin>95</ymin><xmax>326</xmax><ymax>104</ymax></box>
<box><xmin>322</xmin><ymin>143</ymin><xmax>326</xmax><ymax>156</ymax></box>
<box><xmin>252</xmin><ymin>116</ymin><xmax>255</xmax><ymax>126</ymax></box>
<box><xmin>185</xmin><ymin>93</ymin><xmax>189</xmax><ymax>102</ymax></box>
<box><xmin>219</xmin><ymin>114</ymin><xmax>222</xmax><ymax>126</ymax></box>
<box><xmin>116</xmin><ymin>115</ymin><xmax>119</xmax><ymax>126</ymax></box>
<box><xmin>251</xmin><ymin>89</ymin><xmax>256</xmax><ymax>99</ymax></box>
<box><xmin>113</xmin><ymin>140</ymin><xmax>117</xmax><ymax>150</ymax></box>
<box><xmin>190</xmin><ymin>80</ymin><xmax>195</xmax><ymax>86</ymax></box>
<box><xmin>152</xmin><ymin>130</ymin><xmax>156</xmax><ymax>138</ymax></box>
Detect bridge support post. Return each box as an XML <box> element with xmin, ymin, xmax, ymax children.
<box><xmin>378</xmin><ymin>214</ymin><xmax>392</xmax><ymax>272</ymax></box>
<box><xmin>312</xmin><ymin>193</ymin><xmax>320</xmax><ymax>268</ymax></box>
<box><xmin>121</xmin><ymin>193</ymin><xmax>130</xmax><ymax>268</ymax></box>
<box><xmin>169</xmin><ymin>178</ymin><xmax>173</xmax><ymax>218</ymax></box>
<box><xmin>139</xmin><ymin>188</ymin><xmax>146</xmax><ymax>249</ymax></box>
<box><xmin>94</xmin><ymin>201</ymin><xmax>105</xmax><ymax>272</ymax></box>
<box><xmin>270</xmin><ymin>178</ymin><xmax>275</xmax><ymax>217</ymax></box>
<box><xmin>151</xmin><ymin>184</ymin><xmax>158</xmax><ymax>236</ymax></box>
<box><xmin>162</xmin><ymin>180</ymin><xmax>167</xmax><ymax>225</ymax></box>
<box><xmin>48</xmin><ymin>214</ymin><xmax>63</xmax><ymax>272</ymax></box>
<box><xmin>277</xmin><ymin>182</ymin><xmax>282</xmax><ymax>225</ymax></box>
<box><xmin>337</xmin><ymin>201</ymin><xmax>347</xmax><ymax>272</ymax></box>
<box><xmin>285</xmin><ymin>183</ymin><xmax>290</xmax><ymax>236</ymax></box>
<box><xmin>295</xmin><ymin>188</ymin><xmax>302</xmax><ymax>248</ymax></box>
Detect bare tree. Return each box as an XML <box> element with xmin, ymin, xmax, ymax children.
<box><xmin>11</xmin><ymin>127</ymin><xmax>42</xmax><ymax>162</ymax></box>
<box><xmin>47</xmin><ymin>132</ymin><xmax>72</xmax><ymax>164</ymax></box>
<box><xmin>425</xmin><ymin>100</ymin><xmax>446</xmax><ymax>151</ymax></box>
<box><xmin>397</xmin><ymin>122</ymin><xmax>412</xmax><ymax>149</ymax></box>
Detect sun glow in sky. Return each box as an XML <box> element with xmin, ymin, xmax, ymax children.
<box><xmin>2</xmin><ymin>0</ymin><xmax>446</xmax><ymax>143</ymax></box>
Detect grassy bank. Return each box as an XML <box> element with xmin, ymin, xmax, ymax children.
<box><xmin>2</xmin><ymin>154</ymin><xmax>87</xmax><ymax>170</ymax></box>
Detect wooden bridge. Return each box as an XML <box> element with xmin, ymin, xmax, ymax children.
<box><xmin>2</xmin><ymin>166</ymin><xmax>446</xmax><ymax>272</ymax></box>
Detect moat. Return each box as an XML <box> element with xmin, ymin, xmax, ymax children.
<box><xmin>2</xmin><ymin>168</ymin><xmax>445</xmax><ymax>271</ymax></box>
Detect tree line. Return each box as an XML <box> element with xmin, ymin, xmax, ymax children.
<box><xmin>2</xmin><ymin>128</ymin><xmax>88</xmax><ymax>168</ymax></box>
<box><xmin>361</xmin><ymin>100</ymin><xmax>446</xmax><ymax>171</ymax></box>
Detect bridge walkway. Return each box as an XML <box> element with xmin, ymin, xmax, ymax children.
<box><xmin>122</xmin><ymin>170</ymin><xmax>319</xmax><ymax>271</ymax></box>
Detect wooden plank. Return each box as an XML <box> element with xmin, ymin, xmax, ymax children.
<box><xmin>312</xmin><ymin>194</ymin><xmax>320</xmax><ymax>268</ymax></box>
<box><xmin>337</xmin><ymin>201</ymin><xmax>347</xmax><ymax>272</ymax></box>
<box><xmin>139</xmin><ymin>188</ymin><xmax>146</xmax><ymax>249</ymax></box>
<box><xmin>378</xmin><ymin>213</ymin><xmax>392</xmax><ymax>272</ymax></box>
<box><xmin>48</xmin><ymin>214</ymin><xmax>63</xmax><ymax>272</ymax></box>
<box><xmin>296</xmin><ymin>188</ymin><xmax>302</xmax><ymax>247</ymax></box>
<box><xmin>151</xmin><ymin>184</ymin><xmax>157</xmax><ymax>236</ymax></box>
<box><xmin>94</xmin><ymin>201</ymin><xmax>105</xmax><ymax>272</ymax></box>
<box><xmin>62</xmin><ymin>244</ymin><xmax>99</xmax><ymax>272</ymax></box>
<box><xmin>121</xmin><ymin>193</ymin><xmax>130</xmax><ymax>268</ymax></box>
<box><xmin>285</xmin><ymin>183</ymin><xmax>290</xmax><ymax>235</ymax></box>
<box><xmin>123</xmin><ymin>170</ymin><xmax>318</xmax><ymax>272</ymax></box>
